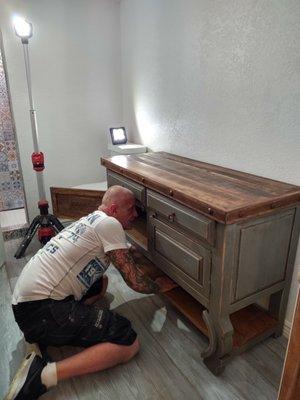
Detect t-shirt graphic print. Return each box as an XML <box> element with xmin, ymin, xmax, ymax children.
<box><xmin>12</xmin><ymin>211</ymin><xmax>128</xmax><ymax>304</ymax></box>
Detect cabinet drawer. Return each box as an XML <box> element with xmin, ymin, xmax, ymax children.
<box><xmin>147</xmin><ymin>190</ymin><xmax>215</xmax><ymax>245</ymax></box>
<box><xmin>149</xmin><ymin>216</ymin><xmax>211</xmax><ymax>302</ymax></box>
<box><xmin>107</xmin><ymin>171</ymin><xmax>146</xmax><ymax>205</ymax></box>
<box><xmin>155</xmin><ymin>231</ymin><xmax>203</xmax><ymax>281</ymax></box>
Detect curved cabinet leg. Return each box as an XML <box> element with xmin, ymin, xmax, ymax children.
<box><xmin>217</xmin><ymin>315</ymin><xmax>234</xmax><ymax>356</ymax></box>
<box><xmin>202</xmin><ymin>313</ymin><xmax>234</xmax><ymax>375</ymax></box>
<box><xmin>201</xmin><ymin>310</ymin><xmax>217</xmax><ymax>358</ymax></box>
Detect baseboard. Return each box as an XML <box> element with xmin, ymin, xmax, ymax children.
<box><xmin>3</xmin><ymin>227</ymin><xmax>28</xmax><ymax>241</ymax></box>
<box><xmin>2</xmin><ymin>220</ymin><xmax>72</xmax><ymax>242</ymax></box>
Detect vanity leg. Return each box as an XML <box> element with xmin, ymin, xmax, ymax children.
<box><xmin>202</xmin><ymin>222</ymin><xmax>236</xmax><ymax>375</ymax></box>
<box><xmin>201</xmin><ymin>310</ymin><xmax>217</xmax><ymax>358</ymax></box>
<box><xmin>202</xmin><ymin>312</ymin><xmax>234</xmax><ymax>375</ymax></box>
<box><xmin>269</xmin><ymin>290</ymin><xmax>284</xmax><ymax>337</ymax></box>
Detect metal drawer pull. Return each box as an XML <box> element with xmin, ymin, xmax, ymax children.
<box><xmin>168</xmin><ymin>212</ymin><xmax>176</xmax><ymax>222</ymax></box>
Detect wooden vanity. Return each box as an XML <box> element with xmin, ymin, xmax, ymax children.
<box><xmin>101</xmin><ymin>152</ymin><xmax>300</xmax><ymax>375</ymax></box>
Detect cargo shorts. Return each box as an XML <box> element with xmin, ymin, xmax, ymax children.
<box><xmin>12</xmin><ymin>279</ymin><xmax>137</xmax><ymax>348</ymax></box>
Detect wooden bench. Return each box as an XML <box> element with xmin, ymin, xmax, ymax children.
<box><xmin>50</xmin><ymin>182</ymin><xmax>107</xmax><ymax>219</ymax></box>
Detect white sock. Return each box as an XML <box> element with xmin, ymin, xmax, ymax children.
<box><xmin>41</xmin><ymin>362</ymin><xmax>57</xmax><ymax>388</ymax></box>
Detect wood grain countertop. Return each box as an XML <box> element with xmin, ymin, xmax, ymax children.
<box><xmin>101</xmin><ymin>152</ymin><xmax>300</xmax><ymax>224</ymax></box>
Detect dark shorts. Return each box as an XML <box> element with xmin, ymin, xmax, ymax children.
<box><xmin>12</xmin><ymin>280</ymin><xmax>137</xmax><ymax>348</ymax></box>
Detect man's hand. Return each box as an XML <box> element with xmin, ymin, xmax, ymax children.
<box><xmin>129</xmin><ymin>245</ymin><xmax>144</xmax><ymax>262</ymax></box>
<box><xmin>155</xmin><ymin>276</ymin><xmax>178</xmax><ymax>293</ymax></box>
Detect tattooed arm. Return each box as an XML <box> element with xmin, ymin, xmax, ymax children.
<box><xmin>107</xmin><ymin>249</ymin><xmax>177</xmax><ymax>294</ymax></box>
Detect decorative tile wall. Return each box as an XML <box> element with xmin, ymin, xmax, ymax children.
<box><xmin>0</xmin><ymin>50</ymin><xmax>25</xmax><ymax>210</ymax></box>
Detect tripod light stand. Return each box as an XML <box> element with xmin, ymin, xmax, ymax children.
<box><xmin>13</xmin><ymin>17</ymin><xmax>64</xmax><ymax>258</ymax></box>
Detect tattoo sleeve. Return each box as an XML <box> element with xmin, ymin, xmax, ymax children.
<box><xmin>107</xmin><ymin>249</ymin><xmax>160</xmax><ymax>294</ymax></box>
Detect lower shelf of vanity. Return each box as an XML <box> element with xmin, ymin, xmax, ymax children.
<box><xmin>126</xmin><ymin>219</ymin><xmax>278</xmax><ymax>352</ymax></box>
<box><xmin>163</xmin><ymin>288</ymin><xmax>277</xmax><ymax>349</ymax></box>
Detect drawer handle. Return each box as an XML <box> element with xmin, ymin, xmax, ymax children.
<box><xmin>168</xmin><ymin>212</ymin><xmax>176</xmax><ymax>222</ymax></box>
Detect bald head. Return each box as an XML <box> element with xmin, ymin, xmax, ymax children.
<box><xmin>101</xmin><ymin>185</ymin><xmax>134</xmax><ymax>208</ymax></box>
<box><xmin>99</xmin><ymin>185</ymin><xmax>137</xmax><ymax>228</ymax></box>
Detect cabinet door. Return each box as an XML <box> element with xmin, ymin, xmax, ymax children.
<box><xmin>149</xmin><ymin>214</ymin><xmax>211</xmax><ymax>306</ymax></box>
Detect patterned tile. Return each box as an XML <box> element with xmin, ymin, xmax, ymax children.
<box><xmin>7</xmin><ymin>150</ymin><xmax>17</xmax><ymax>161</ymax></box>
<box><xmin>0</xmin><ymin>172</ymin><xmax>10</xmax><ymax>183</ymax></box>
<box><xmin>2</xmin><ymin>120</ymin><xmax>13</xmax><ymax>131</ymax></box>
<box><xmin>3</xmin><ymin>131</ymin><xmax>15</xmax><ymax>140</ymax></box>
<box><xmin>0</xmin><ymin>151</ymin><xmax>7</xmax><ymax>162</ymax></box>
<box><xmin>12</xmin><ymin>181</ymin><xmax>22</xmax><ymax>190</ymax></box>
<box><xmin>5</xmin><ymin>140</ymin><xmax>16</xmax><ymax>152</ymax></box>
<box><xmin>0</xmin><ymin>162</ymin><xmax>8</xmax><ymax>172</ymax></box>
<box><xmin>0</xmin><ymin>50</ymin><xmax>25</xmax><ymax>211</ymax></box>
<box><xmin>7</xmin><ymin>161</ymin><xmax>18</xmax><ymax>171</ymax></box>
<box><xmin>2</xmin><ymin>190</ymin><xmax>24</xmax><ymax>209</ymax></box>
<box><xmin>1</xmin><ymin>181</ymin><xmax>12</xmax><ymax>191</ymax></box>
<box><xmin>9</xmin><ymin>171</ymin><xmax>21</xmax><ymax>181</ymax></box>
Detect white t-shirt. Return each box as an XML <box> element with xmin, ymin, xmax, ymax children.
<box><xmin>12</xmin><ymin>211</ymin><xmax>128</xmax><ymax>304</ymax></box>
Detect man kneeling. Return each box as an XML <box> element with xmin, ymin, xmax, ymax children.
<box><xmin>6</xmin><ymin>185</ymin><xmax>176</xmax><ymax>400</ymax></box>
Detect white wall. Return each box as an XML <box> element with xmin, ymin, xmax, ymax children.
<box><xmin>120</xmin><ymin>0</ymin><xmax>300</xmax><ymax>327</ymax></box>
<box><xmin>0</xmin><ymin>0</ymin><xmax>123</xmax><ymax>220</ymax></box>
<box><xmin>0</xmin><ymin>0</ymin><xmax>299</xmax><ymax>329</ymax></box>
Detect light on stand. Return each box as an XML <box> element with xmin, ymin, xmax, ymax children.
<box><xmin>13</xmin><ymin>17</ymin><xmax>64</xmax><ymax>259</ymax></box>
<box><xmin>13</xmin><ymin>17</ymin><xmax>33</xmax><ymax>42</ymax></box>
